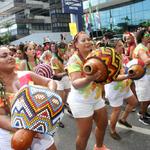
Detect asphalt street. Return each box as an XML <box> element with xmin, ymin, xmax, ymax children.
<box><xmin>54</xmin><ymin>105</ymin><xmax>150</xmax><ymax>150</ymax></box>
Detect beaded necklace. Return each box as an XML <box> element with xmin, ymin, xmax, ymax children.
<box><xmin>0</xmin><ymin>81</ymin><xmax>11</xmax><ymax>115</ymax></box>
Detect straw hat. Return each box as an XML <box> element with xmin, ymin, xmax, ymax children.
<box><xmin>43</xmin><ymin>37</ymin><xmax>50</xmax><ymax>44</ymax></box>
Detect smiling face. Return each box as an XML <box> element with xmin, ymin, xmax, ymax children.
<box><xmin>74</xmin><ymin>32</ymin><xmax>93</xmax><ymax>54</ymax></box>
<box><xmin>143</xmin><ymin>33</ymin><xmax>150</xmax><ymax>45</ymax></box>
<box><xmin>0</xmin><ymin>47</ymin><xmax>16</xmax><ymax>72</ymax></box>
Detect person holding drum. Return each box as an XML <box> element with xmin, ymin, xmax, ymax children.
<box><xmin>0</xmin><ymin>46</ymin><xmax>59</xmax><ymax>150</ymax></box>
<box><xmin>133</xmin><ymin>29</ymin><xmax>150</xmax><ymax>125</ymax></box>
<box><xmin>67</xmin><ymin>31</ymin><xmax>109</xmax><ymax>150</ymax></box>
<box><xmin>105</xmin><ymin>39</ymin><xmax>137</xmax><ymax>140</ymax></box>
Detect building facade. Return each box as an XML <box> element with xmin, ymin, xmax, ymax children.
<box><xmin>83</xmin><ymin>0</ymin><xmax>150</xmax><ymax>31</ymax></box>
<box><xmin>50</xmin><ymin>0</ymin><xmax>70</xmax><ymax>32</ymax></box>
<box><xmin>0</xmin><ymin>0</ymin><xmax>70</xmax><ymax>40</ymax></box>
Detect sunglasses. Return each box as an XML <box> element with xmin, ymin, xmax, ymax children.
<box><xmin>60</xmin><ymin>48</ymin><xmax>66</xmax><ymax>53</ymax></box>
<box><xmin>144</xmin><ymin>33</ymin><xmax>150</xmax><ymax>37</ymax></box>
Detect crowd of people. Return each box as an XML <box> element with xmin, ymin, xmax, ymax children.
<box><xmin>0</xmin><ymin>26</ymin><xmax>150</xmax><ymax>150</ymax></box>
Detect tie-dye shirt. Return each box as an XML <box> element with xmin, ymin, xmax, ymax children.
<box><xmin>67</xmin><ymin>54</ymin><xmax>103</xmax><ymax>103</ymax></box>
<box><xmin>105</xmin><ymin>54</ymin><xmax>132</xmax><ymax>95</ymax></box>
<box><xmin>106</xmin><ymin>79</ymin><xmax>132</xmax><ymax>94</ymax></box>
<box><xmin>133</xmin><ymin>43</ymin><xmax>150</xmax><ymax>75</ymax></box>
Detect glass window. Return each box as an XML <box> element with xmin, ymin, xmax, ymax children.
<box><xmin>133</xmin><ymin>12</ymin><xmax>144</xmax><ymax>21</ymax></box>
<box><xmin>134</xmin><ymin>2</ymin><xmax>143</xmax><ymax>12</ymax></box>
<box><xmin>143</xmin><ymin>10</ymin><xmax>150</xmax><ymax>20</ymax></box>
<box><xmin>125</xmin><ymin>5</ymin><xmax>131</xmax><ymax>15</ymax></box>
<box><xmin>111</xmin><ymin>8</ymin><xmax>120</xmax><ymax>17</ymax></box>
<box><xmin>113</xmin><ymin>17</ymin><xmax>120</xmax><ymax>26</ymax></box>
<box><xmin>83</xmin><ymin>0</ymin><xmax>150</xmax><ymax>30</ymax></box>
<box><xmin>142</xmin><ymin>0</ymin><xmax>150</xmax><ymax>11</ymax></box>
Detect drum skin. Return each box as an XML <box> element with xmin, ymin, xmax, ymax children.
<box><xmin>125</xmin><ymin>59</ymin><xmax>146</xmax><ymax>80</ymax></box>
<box><xmin>83</xmin><ymin>47</ymin><xmax>122</xmax><ymax>84</ymax></box>
<box><xmin>11</xmin><ymin>129</ymin><xmax>36</xmax><ymax>150</ymax></box>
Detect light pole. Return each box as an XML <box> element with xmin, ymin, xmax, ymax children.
<box><xmin>109</xmin><ymin>9</ymin><xmax>112</xmax><ymax>30</ymax></box>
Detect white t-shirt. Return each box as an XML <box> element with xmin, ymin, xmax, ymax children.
<box><xmin>67</xmin><ymin>54</ymin><xmax>104</xmax><ymax>104</ymax></box>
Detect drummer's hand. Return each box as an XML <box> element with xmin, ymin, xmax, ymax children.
<box><xmin>86</xmin><ymin>70</ymin><xmax>102</xmax><ymax>82</ymax></box>
<box><xmin>34</xmin><ymin>133</ymin><xmax>43</xmax><ymax>139</ymax></box>
<box><xmin>128</xmin><ymin>72</ymin><xmax>136</xmax><ymax>79</ymax></box>
<box><xmin>48</xmin><ymin>79</ymin><xmax>57</xmax><ymax>91</ymax></box>
<box><xmin>12</xmin><ymin>128</ymin><xmax>18</xmax><ymax>133</ymax></box>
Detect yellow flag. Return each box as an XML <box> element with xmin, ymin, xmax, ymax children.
<box><xmin>69</xmin><ymin>23</ymin><xmax>78</xmax><ymax>36</ymax></box>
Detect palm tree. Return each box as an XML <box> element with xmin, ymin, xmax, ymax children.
<box><xmin>122</xmin><ymin>16</ymin><xmax>130</xmax><ymax>24</ymax></box>
<box><xmin>117</xmin><ymin>16</ymin><xmax>130</xmax><ymax>32</ymax></box>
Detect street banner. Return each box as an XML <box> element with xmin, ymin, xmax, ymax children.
<box><xmin>69</xmin><ymin>23</ymin><xmax>78</xmax><ymax>36</ymax></box>
<box><xmin>61</xmin><ymin>0</ymin><xmax>83</xmax><ymax>31</ymax></box>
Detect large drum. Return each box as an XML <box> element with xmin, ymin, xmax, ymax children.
<box><xmin>125</xmin><ymin>59</ymin><xmax>146</xmax><ymax>80</ymax></box>
<box><xmin>83</xmin><ymin>47</ymin><xmax>122</xmax><ymax>84</ymax></box>
<box><xmin>11</xmin><ymin>84</ymin><xmax>64</xmax><ymax>150</ymax></box>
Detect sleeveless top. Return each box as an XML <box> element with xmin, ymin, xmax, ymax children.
<box><xmin>51</xmin><ymin>55</ymin><xmax>64</xmax><ymax>73</ymax></box>
<box><xmin>23</xmin><ymin>59</ymin><xmax>39</xmax><ymax>71</ymax></box>
<box><xmin>133</xmin><ymin>43</ymin><xmax>150</xmax><ymax>75</ymax></box>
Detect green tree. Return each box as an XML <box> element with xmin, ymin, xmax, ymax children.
<box><xmin>122</xmin><ymin>16</ymin><xmax>130</xmax><ymax>24</ymax></box>
<box><xmin>0</xmin><ymin>21</ymin><xmax>13</xmax><ymax>44</ymax></box>
<box><xmin>0</xmin><ymin>33</ymin><xmax>12</xmax><ymax>44</ymax></box>
<box><xmin>1</xmin><ymin>21</ymin><xmax>13</xmax><ymax>33</ymax></box>
<box><xmin>139</xmin><ymin>20</ymin><xmax>150</xmax><ymax>27</ymax></box>
<box><xmin>117</xmin><ymin>16</ymin><xmax>130</xmax><ymax>32</ymax></box>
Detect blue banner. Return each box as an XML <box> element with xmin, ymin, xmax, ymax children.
<box><xmin>61</xmin><ymin>0</ymin><xmax>83</xmax><ymax>31</ymax></box>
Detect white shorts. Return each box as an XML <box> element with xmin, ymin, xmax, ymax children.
<box><xmin>134</xmin><ymin>74</ymin><xmax>150</xmax><ymax>102</ymax></box>
<box><xmin>68</xmin><ymin>99</ymin><xmax>105</xmax><ymax>118</ymax></box>
<box><xmin>0</xmin><ymin>128</ymin><xmax>54</xmax><ymax>150</ymax></box>
<box><xmin>106</xmin><ymin>89</ymin><xmax>133</xmax><ymax>107</ymax></box>
<box><xmin>55</xmin><ymin>75</ymin><xmax>71</xmax><ymax>90</ymax></box>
